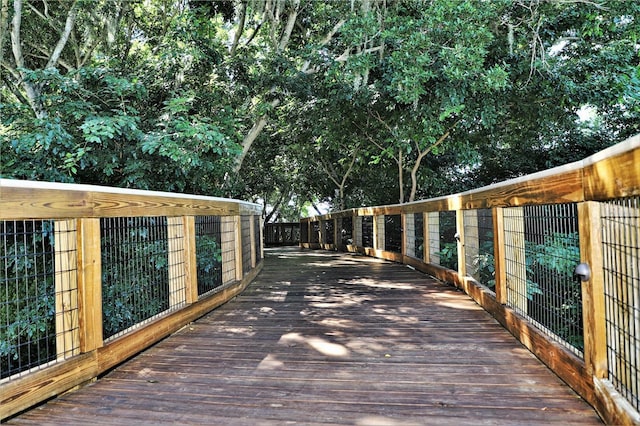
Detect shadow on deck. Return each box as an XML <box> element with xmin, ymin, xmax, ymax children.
<box><xmin>9</xmin><ymin>248</ymin><xmax>602</xmax><ymax>425</ymax></box>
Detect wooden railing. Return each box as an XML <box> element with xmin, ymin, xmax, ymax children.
<box><xmin>0</xmin><ymin>181</ymin><xmax>263</xmax><ymax>420</ymax></box>
<box><xmin>300</xmin><ymin>134</ymin><xmax>640</xmax><ymax>425</ymax></box>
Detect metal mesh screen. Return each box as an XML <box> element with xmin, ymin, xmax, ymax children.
<box><xmin>341</xmin><ymin>217</ymin><xmax>353</xmax><ymax>245</ymax></box>
<box><xmin>464</xmin><ymin>209</ymin><xmax>495</xmax><ymax>292</ymax></box>
<box><xmin>300</xmin><ymin>222</ymin><xmax>309</xmax><ymax>243</ymax></box>
<box><xmin>324</xmin><ymin>220</ymin><xmax>335</xmax><ymax>245</ymax></box>
<box><xmin>504</xmin><ymin>204</ymin><xmax>582</xmax><ymax>355</ymax></box>
<box><xmin>241</xmin><ymin>216</ymin><xmax>252</xmax><ymax>274</ymax></box>
<box><xmin>310</xmin><ymin>222</ymin><xmax>320</xmax><ymax>244</ymax></box>
<box><xmin>1</xmin><ymin>220</ymin><xmax>79</xmax><ymax>380</ymax></box>
<box><xmin>101</xmin><ymin>217</ymin><xmax>171</xmax><ymax>340</ymax></box>
<box><xmin>385</xmin><ymin>215</ymin><xmax>402</xmax><ymax>253</ymax></box>
<box><xmin>428</xmin><ymin>212</ymin><xmax>440</xmax><ymax>265</ymax></box>
<box><xmin>362</xmin><ymin>216</ymin><xmax>373</xmax><ymax>248</ymax></box>
<box><xmin>602</xmin><ymin>196</ymin><xmax>640</xmax><ymax>411</ymax></box>
<box><xmin>414</xmin><ymin>213</ymin><xmax>424</xmax><ymax>260</ymax></box>
<box><xmin>439</xmin><ymin>211</ymin><xmax>457</xmax><ymax>270</ymax></box>
<box><xmin>195</xmin><ymin>216</ymin><xmax>222</xmax><ymax>296</ymax></box>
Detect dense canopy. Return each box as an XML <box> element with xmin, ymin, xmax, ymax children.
<box><xmin>2</xmin><ymin>0</ymin><xmax>639</xmax><ymax>219</ymax></box>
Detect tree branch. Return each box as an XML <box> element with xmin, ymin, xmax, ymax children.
<box><xmin>46</xmin><ymin>0</ymin><xmax>78</xmax><ymax>69</ymax></box>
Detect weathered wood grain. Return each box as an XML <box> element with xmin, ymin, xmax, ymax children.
<box><xmin>7</xmin><ymin>249</ymin><xmax>602</xmax><ymax>425</ymax></box>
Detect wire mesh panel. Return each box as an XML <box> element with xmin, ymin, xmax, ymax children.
<box><xmin>414</xmin><ymin>213</ymin><xmax>424</xmax><ymax>260</ymax></box>
<box><xmin>324</xmin><ymin>220</ymin><xmax>335</xmax><ymax>245</ymax></box>
<box><xmin>362</xmin><ymin>216</ymin><xmax>373</xmax><ymax>248</ymax></box>
<box><xmin>428</xmin><ymin>212</ymin><xmax>440</xmax><ymax>265</ymax></box>
<box><xmin>310</xmin><ymin>221</ymin><xmax>320</xmax><ymax>244</ymax></box>
<box><xmin>100</xmin><ymin>217</ymin><xmax>171</xmax><ymax>341</ymax></box>
<box><xmin>300</xmin><ymin>222</ymin><xmax>309</xmax><ymax>244</ymax></box>
<box><xmin>464</xmin><ymin>209</ymin><xmax>495</xmax><ymax>291</ymax></box>
<box><xmin>601</xmin><ymin>196</ymin><xmax>640</xmax><ymax>411</ymax></box>
<box><xmin>341</xmin><ymin>217</ymin><xmax>353</xmax><ymax>245</ymax></box>
<box><xmin>195</xmin><ymin>216</ymin><xmax>222</xmax><ymax>296</ymax></box>
<box><xmin>254</xmin><ymin>216</ymin><xmax>262</xmax><ymax>263</ymax></box>
<box><xmin>385</xmin><ymin>215</ymin><xmax>402</xmax><ymax>253</ymax></box>
<box><xmin>504</xmin><ymin>204</ymin><xmax>582</xmax><ymax>355</ymax></box>
<box><xmin>241</xmin><ymin>216</ymin><xmax>252</xmax><ymax>274</ymax></box>
<box><xmin>1</xmin><ymin>220</ymin><xmax>79</xmax><ymax>380</ymax></box>
<box><xmin>438</xmin><ymin>211</ymin><xmax>457</xmax><ymax>270</ymax></box>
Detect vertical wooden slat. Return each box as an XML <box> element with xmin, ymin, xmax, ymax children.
<box><xmin>423</xmin><ymin>212</ymin><xmax>430</xmax><ymax>264</ymax></box>
<box><xmin>183</xmin><ymin>216</ymin><xmax>198</xmax><ymax>304</ymax></box>
<box><xmin>493</xmin><ymin>207</ymin><xmax>507</xmax><ymax>304</ymax></box>
<box><xmin>403</xmin><ymin>213</ymin><xmax>414</xmax><ymax>258</ymax></box>
<box><xmin>376</xmin><ymin>215</ymin><xmax>385</xmax><ymax>251</ymax></box>
<box><xmin>578</xmin><ymin>201</ymin><xmax>607</xmax><ymax>378</ymax></box>
<box><xmin>456</xmin><ymin>210</ymin><xmax>466</xmax><ymax>277</ymax></box>
<box><xmin>235</xmin><ymin>215</ymin><xmax>243</xmax><ymax>281</ymax></box>
<box><xmin>250</xmin><ymin>215</ymin><xmax>256</xmax><ymax>268</ymax></box>
<box><xmin>54</xmin><ymin>219</ymin><xmax>79</xmax><ymax>360</ymax></box>
<box><xmin>167</xmin><ymin>217</ymin><xmax>186</xmax><ymax>308</ymax></box>
<box><xmin>428</xmin><ymin>212</ymin><xmax>440</xmax><ymax>265</ymax></box>
<box><xmin>354</xmin><ymin>216</ymin><xmax>362</xmax><ymax>247</ymax></box>
<box><xmin>503</xmin><ymin>207</ymin><xmax>527</xmax><ymax>314</ymax></box>
<box><xmin>463</xmin><ymin>210</ymin><xmax>479</xmax><ymax>279</ymax></box>
<box><xmin>221</xmin><ymin>216</ymin><xmax>236</xmax><ymax>285</ymax></box>
<box><xmin>77</xmin><ymin>218</ymin><xmax>103</xmax><ymax>352</ymax></box>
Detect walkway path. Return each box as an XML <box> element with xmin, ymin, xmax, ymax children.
<box><xmin>9</xmin><ymin>248</ymin><xmax>602</xmax><ymax>425</ymax></box>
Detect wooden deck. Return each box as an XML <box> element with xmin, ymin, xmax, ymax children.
<box><xmin>8</xmin><ymin>248</ymin><xmax>602</xmax><ymax>425</ymax></box>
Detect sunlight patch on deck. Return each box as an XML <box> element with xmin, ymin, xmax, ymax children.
<box><xmin>279</xmin><ymin>332</ymin><xmax>350</xmax><ymax>357</ymax></box>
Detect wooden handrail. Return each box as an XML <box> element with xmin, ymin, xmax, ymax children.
<box><xmin>300</xmin><ymin>134</ymin><xmax>640</xmax><ymax>425</ymax></box>
<box><xmin>0</xmin><ymin>181</ymin><xmax>263</xmax><ymax>420</ymax></box>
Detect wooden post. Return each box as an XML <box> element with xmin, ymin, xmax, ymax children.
<box><xmin>167</xmin><ymin>217</ymin><xmax>187</xmax><ymax>309</ymax></box>
<box><xmin>463</xmin><ymin>209</ymin><xmax>480</xmax><ymax>280</ymax></box>
<box><xmin>578</xmin><ymin>201</ymin><xmax>607</xmax><ymax>378</ymax></box>
<box><xmin>423</xmin><ymin>212</ymin><xmax>430</xmax><ymax>264</ymax></box>
<box><xmin>404</xmin><ymin>213</ymin><xmax>414</xmax><ymax>258</ymax></box>
<box><xmin>54</xmin><ymin>220</ymin><xmax>80</xmax><ymax>360</ymax></box>
<box><xmin>250</xmin><ymin>215</ymin><xmax>256</xmax><ymax>268</ymax></box>
<box><xmin>503</xmin><ymin>207</ymin><xmax>528</xmax><ymax>315</ymax></box>
<box><xmin>183</xmin><ymin>216</ymin><xmax>198</xmax><ymax>304</ymax></box>
<box><xmin>235</xmin><ymin>215</ymin><xmax>243</xmax><ymax>281</ymax></box>
<box><xmin>77</xmin><ymin>218</ymin><xmax>103</xmax><ymax>352</ymax></box>
<box><xmin>493</xmin><ymin>207</ymin><xmax>507</xmax><ymax>304</ymax></box>
<box><xmin>456</xmin><ymin>210</ymin><xmax>466</xmax><ymax>277</ymax></box>
<box><xmin>375</xmin><ymin>215</ymin><xmax>385</xmax><ymax>251</ymax></box>
<box><xmin>354</xmin><ymin>216</ymin><xmax>362</xmax><ymax>247</ymax></box>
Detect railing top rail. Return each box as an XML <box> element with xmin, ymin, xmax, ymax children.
<box><xmin>301</xmin><ymin>134</ymin><xmax>640</xmax><ymax>221</ymax></box>
<box><xmin>0</xmin><ymin>179</ymin><xmax>262</xmax><ymax>220</ymax></box>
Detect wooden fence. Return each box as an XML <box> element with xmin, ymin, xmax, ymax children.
<box><xmin>300</xmin><ymin>134</ymin><xmax>640</xmax><ymax>425</ymax></box>
<box><xmin>0</xmin><ymin>181</ymin><xmax>263</xmax><ymax>420</ymax></box>
<box><xmin>264</xmin><ymin>222</ymin><xmax>300</xmax><ymax>246</ymax></box>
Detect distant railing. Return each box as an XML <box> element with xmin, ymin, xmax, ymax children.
<box><xmin>300</xmin><ymin>135</ymin><xmax>640</xmax><ymax>425</ymax></box>
<box><xmin>264</xmin><ymin>222</ymin><xmax>300</xmax><ymax>246</ymax></box>
<box><xmin>0</xmin><ymin>181</ymin><xmax>263</xmax><ymax>420</ymax></box>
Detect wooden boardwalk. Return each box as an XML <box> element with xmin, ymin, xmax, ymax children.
<box><xmin>8</xmin><ymin>248</ymin><xmax>602</xmax><ymax>425</ymax></box>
